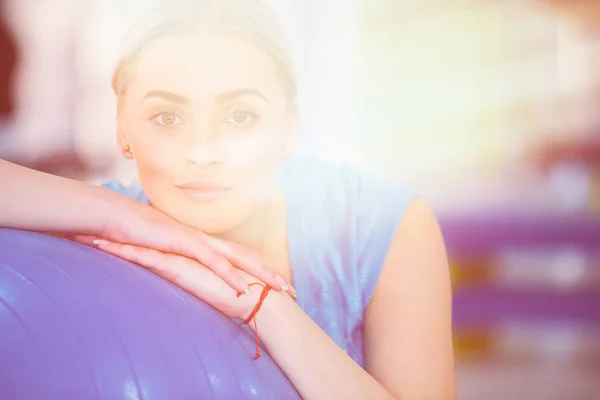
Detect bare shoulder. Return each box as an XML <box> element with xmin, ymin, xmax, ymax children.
<box><xmin>390</xmin><ymin>197</ymin><xmax>447</xmax><ymax>264</ymax></box>
<box><xmin>364</xmin><ymin>197</ymin><xmax>456</xmax><ymax>399</ymax></box>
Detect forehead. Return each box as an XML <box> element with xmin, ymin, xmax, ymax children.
<box><xmin>128</xmin><ymin>29</ymin><xmax>286</xmax><ymax>102</ymax></box>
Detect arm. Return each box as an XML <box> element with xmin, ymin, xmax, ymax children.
<box><xmin>94</xmin><ymin>238</ymin><xmax>395</xmax><ymax>400</ymax></box>
<box><xmin>364</xmin><ymin>198</ymin><xmax>456</xmax><ymax>399</ymax></box>
<box><xmin>0</xmin><ymin>159</ymin><xmax>125</xmax><ymax>233</ymax></box>
<box><xmin>251</xmin><ymin>290</ymin><xmax>395</xmax><ymax>400</ymax></box>
<box><xmin>90</xmin><ymin>197</ymin><xmax>454</xmax><ymax>399</ymax></box>
<box><xmin>252</xmin><ymin>198</ymin><xmax>455</xmax><ymax>400</ymax></box>
<box><xmin>0</xmin><ymin>159</ymin><xmax>289</xmax><ymax>293</ymax></box>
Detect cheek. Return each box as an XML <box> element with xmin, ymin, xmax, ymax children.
<box><xmin>228</xmin><ymin>145</ymin><xmax>281</xmax><ymax>204</ymax></box>
<box><xmin>221</xmin><ymin>119</ymin><xmax>291</xmax><ymax>198</ymax></box>
<box><xmin>130</xmin><ymin>132</ymin><xmax>182</xmax><ymax>180</ymax></box>
<box><xmin>223</xmin><ymin>136</ymin><xmax>279</xmax><ymax>168</ymax></box>
<box><xmin>222</xmin><ymin>136</ymin><xmax>282</xmax><ymax>198</ymax></box>
<box><xmin>220</xmin><ymin>120</ymin><xmax>286</xmax><ymax>170</ymax></box>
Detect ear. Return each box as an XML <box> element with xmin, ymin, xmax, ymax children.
<box><xmin>116</xmin><ymin>112</ymin><xmax>134</xmax><ymax>159</ymax></box>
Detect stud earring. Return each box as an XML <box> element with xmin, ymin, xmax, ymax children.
<box><xmin>121</xmin><ymin>145</ymin><xmax>133</xmax><ymax>158</ymax></box>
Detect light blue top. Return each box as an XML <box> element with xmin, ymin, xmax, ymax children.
<box><xmin>103</xmin><ymin>157</ymin><xmax>414</xmax><ymax>368</ymax></box>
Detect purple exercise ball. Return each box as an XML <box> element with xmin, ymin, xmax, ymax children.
<box><xmin>0</xmin><ymin>228</ymin><xmax>300</xmax><ymax>399</ymax></box>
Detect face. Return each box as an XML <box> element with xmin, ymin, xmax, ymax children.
<box><xmin>118</xmin><ymin>28</ymin><xmax>298</xmax><ymax>234</ymax></box>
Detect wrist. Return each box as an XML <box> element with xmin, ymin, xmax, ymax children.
<box><xmin>98</xmin><ymin>190</ymin><xmax>141</xmax><ymax>237</ymax></box>
<box><xmin>238</xmin><ymin>285</ymin><xmax>299</xmax><ymax>360</ymax></box>
<box><xmin>239</xmin><ymin>283</ymin><xmax>271</xmax><ymax>322</ymax></box>
<box><xmin>245</xmin><ymin>286</ymin><xmax>292</xmax><ymax>334</ymax></box>
<box><xmin>63</xmin><ymin>182</ymin><xmax>127</xmax><ymax>236</ymax></box>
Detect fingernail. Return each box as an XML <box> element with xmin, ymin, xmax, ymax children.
<box><xmin>285</xmin><ymin>285</ymin><xmax>297</xmax><ymax>299</ymax></box>
<box><xmin>92</xmin><ymin>239</ymin><xmax>111</xmax><ymax>245</ymax></box>
<box><xmin>274</xmin><ymin>273</ymin><xmax>290</xmax><ymax>291</ymax></box>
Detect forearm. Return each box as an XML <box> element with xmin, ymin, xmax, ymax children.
<box><xmin>252</xmin><ymin>292</ymin><xmax>395</xmax><ymax>400</ymax></box>
<box><xmin>0</xmin><ymin>160</ymin><xmax>128</xmax><ymax>234</ymax></box>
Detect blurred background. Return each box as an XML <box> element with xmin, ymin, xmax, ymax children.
<box><xmin>1</xmin><ymin>0</ymin><xmax>599</xmax><ymax>398</ymax></box>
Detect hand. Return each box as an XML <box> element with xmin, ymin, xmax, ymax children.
<box><xmin>73</xmin><ymin>201</ymin><xmax>292</xmax><ymax>295</ymax></box>
<box><xmin>86</xmin><ymin>240</ymin><xmax>293</xmax><ymax>320</ymax></box>
<box><xmin>0</xmin><ymin>160</ymin><xmax>289</xmax><ymax>293</ymax></box>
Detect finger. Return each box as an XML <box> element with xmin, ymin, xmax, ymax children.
<box><xmin>121</xmin><ymin>245</ymin><xmax>189</xmax><ymax>284</ymax></box>
<box><xmin>190</xmin><ymin>240</ymin><xmax>251</xmax><ymax>295</ymax></box>
<box><xmin>70</xmin><ymin>234</ymin><xmax>104</xmax><ymax>246</ymax></box>
<box><xmin>91</xmin><ymin>240</ymin><xmax>139</xmax><ymax>262</ymax></box>
<box><xmin>209</xmin><ymin>237</ymin><xmax>289</xmax><ymax>292</ymax></box>
<box><xmin>93</xmin><ymin>241</ymin><xmax>183</xmax><ymax>282</ymax></box>
<box><xmin>72</xmin><ymin>236</ymin><xmax>155</xmax><ymax>268</ymax></box>
<box><xmin>98</xmin><ymin>241</ymin><xmax>235</xmax><ymax>303</ymax></box>
<box><xmin>170</xmin><ymin>232</ymin><xmax>250</xmax><ymax>295</ymax></box>
<box><xmin>75</xmin><ymin>231</ymin><xmax>250</xmax><ymax>295</ymax></box>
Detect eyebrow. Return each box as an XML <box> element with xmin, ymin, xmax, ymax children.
<box><xmin>142</xmin><ymin>88</ymin><xmax>269</xmax><ymax>105</ymax></box>
<box><xmin>215</xmin><ymin>89</ymin><xmax>270</xmax><ymax>104</ymax></box>
<box><xmin>142</xmin><ymin>90</ymin><xmax>190</xmax><ymax>105</ymax></box>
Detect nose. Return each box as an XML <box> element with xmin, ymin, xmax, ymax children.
<box><xmin>184</xmin><ymin>124</ymin><xmax>221</xmax><ymax>167</ymax></box>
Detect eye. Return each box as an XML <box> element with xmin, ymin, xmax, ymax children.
<box><xmin>223</xmin><ymin>109</ymin><xmax>258</xmax><ymax>126</ymax></box>
<box><xmin>152</xmin><ymin>111</ymin><xmax>183</xmax><ymax>127</ymax></box>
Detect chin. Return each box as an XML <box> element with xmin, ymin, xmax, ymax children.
<box><xmin>176</xmin><ymin>209</ymin><xmax>246</xmax><ymax>235</ymax></box>
<box><xmin>156</xmin><ymin>190</ymin><xmax>261</xmax><ymax>236</ymax></box>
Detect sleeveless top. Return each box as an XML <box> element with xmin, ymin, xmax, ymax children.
<box><xmin>102</xmin><ymin>157</ymin><xmax>414</xmax><ymax>368</ymax></box>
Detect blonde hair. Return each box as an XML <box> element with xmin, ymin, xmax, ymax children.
<box><xmin>111</xmin><ymin>0</ymin><xmax>297</xmax><ymax>103</ymax></box>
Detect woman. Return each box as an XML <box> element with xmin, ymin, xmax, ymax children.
<box><xmin>0</xmin><ymin>1</ymin><xmax>456</xmax><ymax>398</ymax></box>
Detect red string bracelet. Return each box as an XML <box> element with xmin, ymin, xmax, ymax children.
<box><xmin>237</xmin><ymin>282</ymin><xmax>272</xmax><ymax>360</ymax></box>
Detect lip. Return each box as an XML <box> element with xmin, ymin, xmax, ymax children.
<box><xmin>175</xmin><ymin>181</ymin><xmax>233</xmax><ymax>202</ymax></box>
